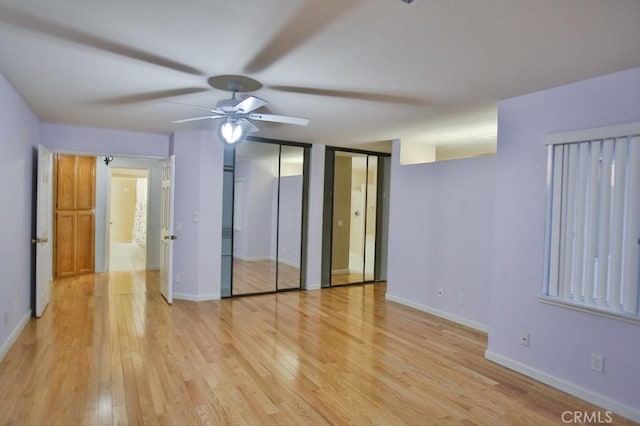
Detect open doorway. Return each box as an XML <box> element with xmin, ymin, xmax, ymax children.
<box><xmin>108</xmin><ymin>168</ymin><xmax>149</xmax><ymax>271</ymax></box>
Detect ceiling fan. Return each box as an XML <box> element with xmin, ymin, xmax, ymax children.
<box><xmin>170</xmin><ymin>75</ymin><xmax>309</xmax><ymax>144</ymax></box>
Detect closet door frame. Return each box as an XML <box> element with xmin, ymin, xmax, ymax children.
<box><xmin>221</xmin><ymin>136</ymin><xmax>311</xmax><ymax>298</ymax></box>
<box><xmin>321</xmin><ymin>147</ymin><xmax>390</xmax><ymax>288</ymax></box>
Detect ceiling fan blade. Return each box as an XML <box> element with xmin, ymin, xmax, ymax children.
<box><xmin>161</xmin><ymin>99</ymin><xmax>222</xmax><ymax>113</ymax></box>
<box><xmin>97</xmin><ymin>88</ymin><xmax>209</xmax><ymax>105</ymax></box>
<box><xmin>172</xmin><ymin>115</ymin><xmax>224</xmax><ymax>124</ymax></box>
<box><xmin>238</xmin><ymin>118</ymin><xmax>260</xmax><ymax>133</ymax></box>
<box><xmin>243</xmin><ymin>0</ymin><xmax>365</xmax><ymax>73</ymax></box>
<box><xmin>248</xmin><ymin>113</ymin><xmax>309</xmax><ymax>126</ymax></box>
<box><xmin>0</xmin><ymin>5</ymin><xmax>203</xmax><ymax>76</ymax></box>
<box><xmin>269</xmin><ymin>85</ymin><xmax>431</xmax><ymax>106</ymax></box>
<box><xmin>233</xmin><ymin>96</ymin><xmax>268</xmax><ymax>113</ymax></box>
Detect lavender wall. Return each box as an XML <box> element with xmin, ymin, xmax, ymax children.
<box><xmin>171</xmin><ymin>130</ymin><xmax>223</xmax><ymax>300</ymax></box>
<box><xmin>0</xmin><ymin>74</ymin><xmax>40</xmax><ymax>359</ymax></box>
<box><xmin>305</xmin><ymin>144</ymin><xmax>325</xmax><ymax>289</ymax></box>
<box><xmin>487</xmin><ymin>66</ymin><xmax>640</xmax><ymax>420</ymax></box>
<box><xmin>41</xmin><ymin>123</ymin><xmax>169</xmax><ymax>158</ymax></box>
<box><xmin>386</xmin><ymin>141</ymin><xmax>495</xmax><ymax>331</ymax></box>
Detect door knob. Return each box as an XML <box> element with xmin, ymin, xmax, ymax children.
<box><xmin>31</xmin><ymin>237</ymin><xmax>48</xmax><ymax>244</ymax></box>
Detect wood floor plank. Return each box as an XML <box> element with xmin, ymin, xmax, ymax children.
<box><xmin>0</xmin><ymin>271</ymin><xmax>635</xmax><ymax>425</ymax></box>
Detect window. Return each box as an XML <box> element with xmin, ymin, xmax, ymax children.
<box><xmin>542</xmin><ymin>122</ymin><xmax>640</xmax><ymax>321</ymax></box>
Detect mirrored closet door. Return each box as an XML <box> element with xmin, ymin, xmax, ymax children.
<box><xmin>221</xmin><ymin>139</ymin><xmax>309</xmax><ymax>297</ymax></box>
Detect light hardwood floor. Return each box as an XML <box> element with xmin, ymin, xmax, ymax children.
<box><xmin>0</xmin><ymin>271</ymin><xmax>633</xmax><ymax>425</ymax></box>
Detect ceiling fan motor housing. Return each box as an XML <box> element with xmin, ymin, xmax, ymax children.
<box><xmin>217</xmin><ymin>97</ymin><xmax>241</xmax><ymax>112</ymax></box>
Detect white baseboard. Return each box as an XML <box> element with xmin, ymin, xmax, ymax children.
<box><xmin>233</xmin><ymin>255</ymin><xmax>270</xmax><ymax>262</ymax></box>
<box><xmin>385</xmin><ymin>293</ymin><xmax>488</xmax><ymax>333</ymax></box>
<box><xmin>173</xmin><ymin>293</ymin><xmax>220</xmax><ymax>302</ymax></box>
<box><xmin>233</xmin><ymin>255</ymin><xmax>300</xmax><ymax>269</ymax></box>
<box><xmin>277</xmin><ymin>258</ymin><xmax>301</xmax><ymax>268</ymax></box>
<box><xmin>485</xmin><ymin>350</ymin><xmax>640</xmax><ymax>423</ymax></box>
<box><xmin>331</xmin><ymin>268</ymin><xmax>350</xmax><ymax>274</ymax></box>
<box><xmin>0</xmin><ymin>310</ymin><xmax>32</xmax><ymax>362</ymax></box>
<box><xmin>305</xmin><ymin>283</ymin><xmax>321</xmax><ymax>291</ymax></box>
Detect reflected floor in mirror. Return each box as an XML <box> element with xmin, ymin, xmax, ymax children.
<box><xmin>232</xmin><ymin>258</ymin><xmax>300</xmax><ymax>295</ymax></box>
<box><xmin>2</xmin><ymin>271</ymin><xmax>633</xmax><ymax>425</ymax></box>
<box><xmin>331</xmin><ymin>272</ymin><xmax>375</xmax><ymax>286</ymax></box>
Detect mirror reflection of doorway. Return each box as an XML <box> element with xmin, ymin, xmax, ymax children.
<box><xmin>108</xmin><ymin>168</ymin><xmax>149</xmax><ymax>271</ymax></box>
<box><xmin>322</xmin><ymin>149</ymin><xmax>390</xmax><ymax>287</ymax></box>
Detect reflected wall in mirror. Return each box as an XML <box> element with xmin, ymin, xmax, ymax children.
<box><xmin>364</xmin><ymin>156</ymin><xmax>378</xmax><ymax>281</ymax></box>
<box><xmin>277</xmin><ymin>146</ymin><xmax>305</xmax><ymax>290</ymax></box>
<box><xmin>232</xmin><ymin>142</ymin><xmax>280</xmax><ymax>295</ymax></box>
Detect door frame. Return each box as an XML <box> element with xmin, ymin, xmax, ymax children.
<box><xmin>42</xmin><ymin>150</ymin><xmax>167</xmax><ymax>282</ymax></box>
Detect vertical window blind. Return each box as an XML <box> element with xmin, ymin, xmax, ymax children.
<box><xmin>543</xmin><ymin>123</ymin><xmax>640</xmax><ymax>320</ymax></box>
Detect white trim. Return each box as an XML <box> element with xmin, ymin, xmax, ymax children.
<box><xmin>484</xmin><ymin>350</ymin><xmax>640</xmax><ymax>423</ymax></box>
<box><xmin>0</xmin><ymin>310</ymin><xmax>32</xmax><ymax>362</ymax></box>
<box><xmin>173</xmin><ymin>293</ymin><xmax>220</xmax><ymax>302</ymax></box>
<box><xmin>277</xmin><ymin>258</ymin><xmax>301</xmax><ymax>268</ymax></box>
<box><xmin>231</xmin><ymin>255</ymin><xmax>300</xmax><ymax>269</ymax></box>
<box><xmin>233</xmin><ymin>255</ymin><xmax>270</xmax><ymax>262</ymax></box>
<box><xmin>545</xmin><ymin>121</ymin><xmax>640</xmax><ymax>146</ymax></box>
<box><xmin>539</xmin><ymin>296</ymin><xmax>640</xmax><ymax>325</ymax></box>
<box><xmin>385</xmin><ymin>293</ymin><xmax>488</xmax><ymax>333</ymax></box>
<box><xmin>305</xmin><ymin>283</ymin><xmax>321</xmax><ymax>291</ymax></box>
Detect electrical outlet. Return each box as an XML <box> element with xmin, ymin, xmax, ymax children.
<box><xmin>520</xmin><ymin>332</ymin><xmax>530</xmax><ymax>346</ymax></box>
<box><xmin>591</xmin><ymin>354</ymin><xmax>604</xmax><ymax>373</ymax></box>
<box><xmin>437</xmin><ymin>288</ymin><xmax>444</xmax><ymax>296</ymax></box>
<box><xmin>3</xmin><ymin>312</ymin><xmax>7</xmax><ymax>326</ymax></box>
<box><xmin>175</xmin><ymin>274</ymin><xmax>181</xmax><ymax>283</ymax></box>
<box><xmin>457</xmin><ymin>294</ymin><xmax>464</xmax><ymax>305</ymax></box>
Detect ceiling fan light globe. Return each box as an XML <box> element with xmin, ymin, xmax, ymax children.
<box><xmin>221</xmin><ymin>121</ymin><xmax>244</xmax><ymax>144</ymax></box>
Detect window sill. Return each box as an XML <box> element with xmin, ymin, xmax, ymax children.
<box><xmin>538</xmin><ymin>296</ymin><xmax>640</xmax><ymax>325</ymax></box>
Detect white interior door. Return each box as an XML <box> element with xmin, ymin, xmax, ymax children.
<box><xmin>159</xmin><ymin>155</ymin><xmax>175</xmax><ymax>304</ymax></box>
<box><xmin>34</xmin><ymin>145</ymin><xmax>53</xmax><ymax>317</ymax></box>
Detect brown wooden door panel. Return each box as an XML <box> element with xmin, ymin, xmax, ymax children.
<box><xmin>76</xmin><ymin>211</ymin><xmax>95</xmax><ymax>274</ymax></box>
<box><xmin>55</xmin><ymin>212</ymin><xmax>76</xmax><ymax>277</ymax></box>
<box><xmin>54</xmin><ymin>154</ymin><xmax>96</xmax><ymax>278</ymax></box>
<box><xmin>76</xmin><ymin>156</ymin><xmax>96</xmax><ymax>210</ymax></box>
<box><xmin>55</xmin><ymin>155</ymin><xmax>76</xmax><ymax>210</ymax></box>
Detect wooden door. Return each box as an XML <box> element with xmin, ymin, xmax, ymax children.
<box><xmin>54</xmin><ymin>154</ymin><xmax>96</xmax><ymax>278</ymax></box>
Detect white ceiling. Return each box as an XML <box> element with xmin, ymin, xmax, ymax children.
<box><xmin>1</xmin><ymin>0</ymin><xmax>639</xmax><ymax>155</ymax></box>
